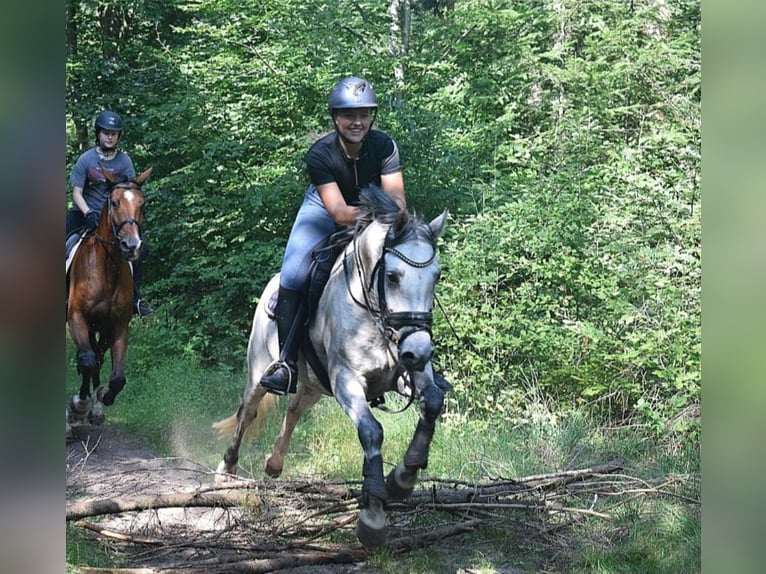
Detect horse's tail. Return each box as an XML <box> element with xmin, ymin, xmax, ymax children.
<box><xmin>212</xmin><ymin>394</ymin><xmax>278</xmax><ymax>442</ymax></box>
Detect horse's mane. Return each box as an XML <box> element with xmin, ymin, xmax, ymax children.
<box><xmin>355</xmin><ymin>184</ymin><xmax>402</xmax><ymax>228</ymax></box>
<box><xmin>356</xmin><ymin>185</ymin><xmax>437</xmax><ymax>247</ymax></box>
<box><xmin>324</xmin><ymin>185</ymin><xmax>437</xmax><ymax>255</ymax></box>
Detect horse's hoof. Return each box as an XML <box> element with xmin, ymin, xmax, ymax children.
<box><xmin>69</xmin><ymin>395</ymin><xmax>91</xmax><ymax>417</ymax></box>
<box><xmin>356</xmin><ymin>510</ymin><xmax>387</xmax><ymax>550</ymax></box>
<box><xmin>88</xmin><ymin>406</ymin><xmax>106</xmax><ymax>426</ymax></box>
<box><xmin>96</xmin><ymin>386</ymin><xmax>116</xmax><ymax>406</ymax></box>
<box><xmin>215</xmin><ymin>460</ymin><xmax>238</xmax><ymax>483</ymax></box>
<box><xmin>386</xmin><ymin>464</ymin><xmax>416</xmax><ymax>501</ymax></box>
<box><xmin>264</xmin><ymin>455</ymin><xmax>283</xmax><ymax>478</ymax></box>
<box><xmin>66</xmin><ymin>407</ymin><xmax>78</xmax><ymax>425</ymax></box>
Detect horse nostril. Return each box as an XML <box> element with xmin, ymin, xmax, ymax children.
<box><xmin>400</xmin><ymin>350</ymin><xmax>430</xmax><ymax>372</ymax></box>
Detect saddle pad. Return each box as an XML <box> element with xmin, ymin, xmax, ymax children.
<box><xmin>266</xmin><ymin>290</ymin><xmax>279</xmax><ymax>319</ymax></box>
<box><xmin>66</xmin><ymin>234</ymin><xmax>84</xmax><ymax>274</ymax></box>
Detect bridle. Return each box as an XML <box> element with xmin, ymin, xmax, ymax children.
<box><xmin>344</xmin><ymin>224</ymin><xmax>437</xmax><ymax>350</ymax></box>
<box><xmin>95</xmin><ymin>181</ymin><xmax>144</xmax><ymax>249</ymax></box>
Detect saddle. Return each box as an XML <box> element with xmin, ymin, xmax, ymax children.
<box><xmin>66</xmin><ymin>230</ymin><xmax>87</xmax><ymax>314</ymax></box>
<box><xmin>266</xmin><ymin>234</ymin><xmax>349</xmax><ymax>393</ymax></box>
<box><xmin>266</xmin><ymin>238</ymin><xmax>345</xmax><ymax>322</ymax></box>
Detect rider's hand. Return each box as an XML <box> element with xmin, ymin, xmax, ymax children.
<box><xmin>84</xmin><ymin>210</ymin><xmax>99</xmax><ymax>232</ymax></box>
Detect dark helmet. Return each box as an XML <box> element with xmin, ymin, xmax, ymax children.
<box><xmin>327</xmin><ymin>77</ymin><xmax>378</xmax><ymax>115</ymax></box>
<box><xmin>94</xmin><ymin>111</ymin><xmax>124</xmax><ymax>135</ymax></box>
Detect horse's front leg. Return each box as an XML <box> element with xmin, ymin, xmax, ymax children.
<box><xmin>387</xmin><ymin>368</ymin><xmax>445</xmax><ymax>501</ymax></box>
<box><xmin>334</xmin><ymin>372</ymin><xmax>388</xmax><ymax>550</ymax></box>
<box><xmin>96</xmin><ymin>328</ymin><xmax>127</xmax><ymax>408</ymax></box>
<box><xmin>87</xmin><ymin>332</ymin><xmax>110</xmax><ymax>425</ymax></box>
<box><xmin>67</xmin><ymin>313</ymin><xmax>96</xmax><ymax>422</ymax></box>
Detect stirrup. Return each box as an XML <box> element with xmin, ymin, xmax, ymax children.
<box><xmin>260</xmin><ymin>361</ymin><xmax>296</xmax><ymax>395</ymax></box>
<box><xmin>135</xmin><ymin>298</ymin><xmax>155</xmax><ymax>318</ymax></box>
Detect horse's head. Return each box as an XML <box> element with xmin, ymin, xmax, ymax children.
<box><xmin>355</xmin><ymin>186</ymin><xmax>448</xmax><ymax>373</ymax></box>
<box><xmin>101</xmin><ymin>166</ymin><xmax>152</xmax><ymax>261</ymax></box>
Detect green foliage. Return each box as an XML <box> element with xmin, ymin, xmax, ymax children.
<box><xmin>66</xmin><ymin>0</ymin><xmax>700</xmax><ymax>429</ymax></box>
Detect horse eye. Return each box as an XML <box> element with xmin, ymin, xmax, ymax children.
<box><xmin>111</xmin><ymin>199</ymin><xmax>119</xmax><ymax>208</ymax></box>
<box><xmin>386</xmin><ymin>271</ymin><xmax>401</xmax><ymax>286</ymax></box>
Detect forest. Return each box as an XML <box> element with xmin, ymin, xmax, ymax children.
<box><xmin>66</xmin><ymin>0</ymin><xmax>700</xmax><ymax>447</ymax></box>
<box><xmin>65</xmin><ymin>1</ymin><xmax>701</xmax><ymax>571</ymax></box>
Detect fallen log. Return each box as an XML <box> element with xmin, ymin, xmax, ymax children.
<box><xmin>66</xmin><ymin>490</ymin><xmax>256</xmax><ymax>522</ymax></box>
<box><xmin>77</xmin><ymin>548</ymin><xmax>367</xmax><ymax>574</ymax></box>
<box><xmin>66</xmin><ymin>459</ymin><xmax>625</xmax><ymax>523</ymax></box>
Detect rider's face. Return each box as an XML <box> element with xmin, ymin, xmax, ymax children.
<box><xmin>98</xmin><ymin>130</ymin><xmax>120</xmax><ymax>150</ymax></box>
<box><xmin>334</xmin><ymin>108</ymin><xmax>373</xmax><ymax>145</ymax></box>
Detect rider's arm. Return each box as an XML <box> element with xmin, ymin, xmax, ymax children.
<box><xmin>317</xmin><ymin>182</ymin><xmax>360</xmax><ymax>225</ymax></box>
<box><xmin>380</xmin><ymin>171</ymin><xmax>406</xmax><ymax>210</ymax></box>
<box><xmin>71</xmin><ymin>186</ymin><xmax>92</xmax><ymax>214</ymax></box>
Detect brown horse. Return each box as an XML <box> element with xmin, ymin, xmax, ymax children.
<box><xmin>66</xmin><ymin>167</ymin><xmax>152</xmax><ymax>438</ymax></box>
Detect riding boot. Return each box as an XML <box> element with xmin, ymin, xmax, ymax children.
<box><xmin>260</xmin><ymin>286</ymin><xmax>305</xmax><ymax>395</ymax></box>
<box><xmin>131</xmin><ymin>255</ymin><xmax>155</xmax><ymax>318</ymax></box>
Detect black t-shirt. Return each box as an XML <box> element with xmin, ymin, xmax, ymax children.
<box><xmin>305</xmin><ymin>130</ymin><xmax>402</xmax><ymax>206</ymax></box>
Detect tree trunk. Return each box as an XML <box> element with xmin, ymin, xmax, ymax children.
<box><xmin>389</xmin><ymin>0</ymin><xmax>411</xmax><ymax>91</ymax></box>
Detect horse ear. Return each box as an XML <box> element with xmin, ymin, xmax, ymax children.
<box><xmin>100</xmin><ymin>165</ymin><xmax>117</xmax><ymax>183</ymax></box>
<box><xmin>135</xmin><ymin>167</ymin><xmax>153</xmax><ymax>185</ymax></box>
<box><xmin>429</xmin><ymin>210</ymin><xmax>448</xmax><ymax>239</ymax></box>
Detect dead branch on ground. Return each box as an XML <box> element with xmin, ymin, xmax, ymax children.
<box><xmin>67</xmin><ymin>458</ymin><xmax>700</xmax><ymax>573</ymax></box>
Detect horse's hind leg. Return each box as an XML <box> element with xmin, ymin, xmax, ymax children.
<box><xmin>216</xmin><ymin>383</ymin><xmax>269</xmax><ymax>481</ymax></box>
<box><xmin>265</xmin><ymin>383</ymin><xmax>322</xmax><ymax>477</ymax></box>
<box><xmin>387</xmin><ymin>377</ymin><xmax>445</xmax><ymax>501</ymax></box>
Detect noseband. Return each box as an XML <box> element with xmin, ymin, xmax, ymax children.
<box><xmin>97</xmin><ymin>181</ymin><xmax>143</xmax><ymax>246</ymax></box>
<box><xmin>376</xmin><ymin>245</ymin><xmax>435</xmax><ymax>345</ymax></box>
<box><xmin>346</xmin><ymin>225</ymin><xmax>436</xmax><ymax>348</ymax></box>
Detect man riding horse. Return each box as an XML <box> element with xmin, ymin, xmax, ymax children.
<box><xmin>261</xmin><ymin>77</ymin><xmax>406</xmax><ymax>395</ymax></box>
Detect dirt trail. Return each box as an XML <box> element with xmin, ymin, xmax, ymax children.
<box><xmin>66</xmin><ymin>423</ymin><xmax>529</xmax><ymax>574</ymax></box>
<box><xmin>65</xmin><ymin>423</ymin><xmax>383</xmax><ymax>573</ymax></box>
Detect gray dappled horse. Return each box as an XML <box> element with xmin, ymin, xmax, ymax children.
<box><xmin>214</xmin><ymin>186</ymin><xmax>448</xmax><ymax>549</ymax></box>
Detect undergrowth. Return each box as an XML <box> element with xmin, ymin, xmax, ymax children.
<box><xmin>66</xmin><ymin>330</ymin><xmax>700</xmax><ymax>573</ymax></box>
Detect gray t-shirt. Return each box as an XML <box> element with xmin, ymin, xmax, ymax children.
<box><xmin>69</xmin><ymin>147</ymin><xmax>136</xmax><ymax>213</ymax></box>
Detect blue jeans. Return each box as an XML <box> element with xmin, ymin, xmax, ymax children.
<box><xmin>279</xmin><ymin>186</ymin><xmax>341</xmax><ymax>292</ymax></box>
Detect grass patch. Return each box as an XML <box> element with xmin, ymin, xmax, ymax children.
<box><xmin>66</xmin><ymin>524</ymin><xmax>123</xmax><ymax>572</ymax></box>
<box><xmin>66</xmin><ymin>328</ymin><xmax>700</xmax><ymax>573</ymax></box>
<box><xmin>577</xmin><ymin>500</ymin><xmax>701</xmax><ymax>574</ymax></box>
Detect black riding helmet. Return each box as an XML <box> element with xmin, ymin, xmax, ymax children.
<box><xmin>328</xmin><ymin>76</ymin><xmax>378</xmax><ymax>119</ymax></box>
<box><xmin>94</xmin><ymin>110</ymin><xmax>124</xmax><ymax>141</ymax></box>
